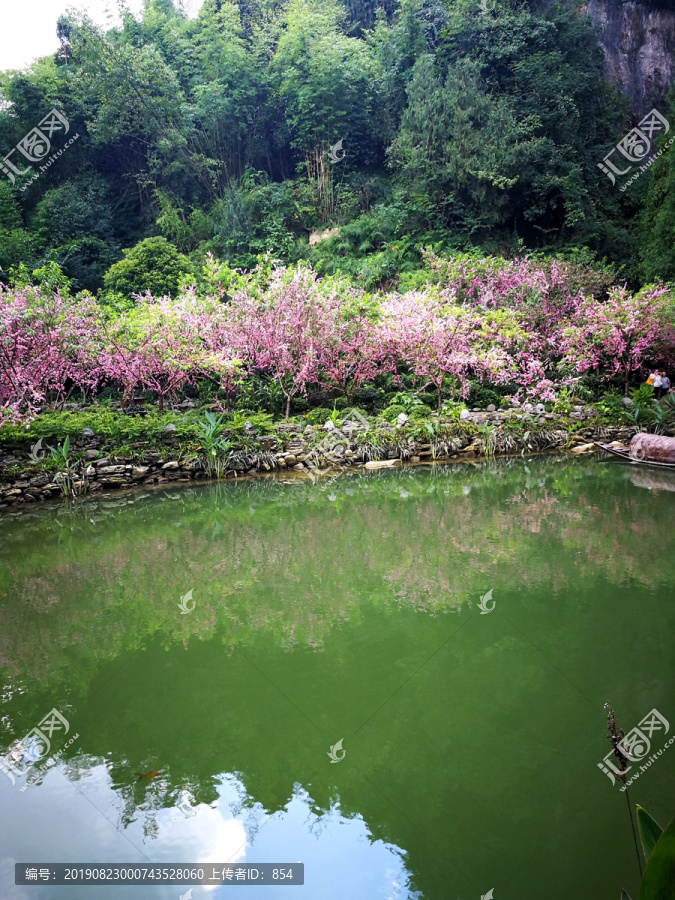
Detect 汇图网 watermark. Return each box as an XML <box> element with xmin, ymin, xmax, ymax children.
<box><xmin>598</xmin><ymin>707</ymin><xmax>669</xmax><ymax>787</ymax></box>
<box><xmin>327</xmin><ymin>739</ymin><xmax>345</xmax><ymax>763</ymax></box>
<box><xmin>327</xmin><ymin>139</ymin><xmax>345</xmax><ymax>164</ymax></box>
<box><xmin>0</xmin><ymin>108</ymin><xmax>79</xmax><ymax>192</ymax></box>
<box><xmin>305</xmin><ymin>409</ymin><xmax>369</xmax><ymax>473</ymax></box>
<box><xmin>0</xmin><ymin>708</ymin><xmax>78</xmax><ymax>789</ymax></box>
<box><xmin>178</xmin><ymin>588</ymin><xmax>196</xmax><ymax>614</ymax></box>
<box><xmin>598</xmin><ymin>108</ymin><xmax>671</xmax><ymax>191</ymax></box>
<box><xmin>476</xmin><ymin>588</ymin><xmax>495</xmax><ymax>614</ymax></box>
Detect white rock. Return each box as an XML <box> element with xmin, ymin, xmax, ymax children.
<box><xmin>397</xmin><ymin>413</ymin><xmax>408</xmax><ymax>426</ymax></box>
<box><xmin>323</xmin><ymin>421</ymin><xmax>336</xmax><ymax>431</ymax></box>
<box><xmin>364</xmin><ymin>459</ymin><xmax>402</xmax><ymax>469</ymax></box>
<box><xmin>570</xmin><ymin>442</ymin><xmax>596</xmax><ymax>454</ymax></box>
<box><xmin>459</xmin><ymin>409</ymin><xmax>470</xmax><ymax>420</ymax></box>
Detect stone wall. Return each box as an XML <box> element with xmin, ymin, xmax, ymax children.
<box><xmin>0</xmin><ymin>408</ymin><xmax>640</xmax><ymax>509</ymax></box>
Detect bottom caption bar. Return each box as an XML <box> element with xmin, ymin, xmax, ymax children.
<box><xmin>16</xmin><ymin>864</ymin><xmax>303</xmax><ymax>885</ymax></box>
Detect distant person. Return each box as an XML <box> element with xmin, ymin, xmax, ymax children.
<box><xmin>652</xmin><ymin>372</ymin><xmax>663</xmax><ymax>398</ymax></box>
<box><xmin>647</xmin><ymin>370</ymin><xmax>657</xmax><ymax>387</ymax></box>
<box><xmin>660</xmin><ymin>371</ymin><xmax>670</xmax><ymax>398</ymax></box>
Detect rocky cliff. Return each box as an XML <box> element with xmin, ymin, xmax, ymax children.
<box><xmin>584</xmin><ymin>0</ymin><xmax>675</xmax><ymax>117</ymax></box>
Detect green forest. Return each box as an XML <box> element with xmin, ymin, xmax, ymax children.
<box><xmin>1</xmin><ymin>0</ymin><xmax>674</xmax><ymax>298</ymax></box>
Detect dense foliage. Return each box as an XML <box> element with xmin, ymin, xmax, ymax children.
<box><xmin>0</xmin><ymin>0</ymin><xmax>672</xmax><ymax>294</ymax></box>
<box><xmin>1</xmin><ymin>253</ymin><xmax>673</xmax><ymax>428</ymax></box>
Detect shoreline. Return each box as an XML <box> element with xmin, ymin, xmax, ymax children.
<box><xmin>0</xmin><ymin>414</ymin><xmax>642</xmax><ymax>515</ymax></box>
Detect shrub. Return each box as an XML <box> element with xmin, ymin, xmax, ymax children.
<box><xmin>381</xmin><ymin>404</ymin><xmax>407</xmax><ymax>423</ymax></box>
<box><xmin>353</xmin><ymin>386</ymin><xmax>386</xmax><ymax>411</ymax></box>
<box><xmin>467</xmin><ymin>383</ymin><xmax>502</xmax><ymax>409</ymax></box>
<box><xmin>304</xmin><ymin>407</ymin><xmax>334</xmax><ymax>426</ymax></box>
<box><xmin>103</xmin><ymin>237</ymin><xmax>193</xmax><ymax>299</ymax></box>
<box><xmin>418</xmin><ymin>391</ymin><xmax>438</xmax><ymax>408</ymax></box>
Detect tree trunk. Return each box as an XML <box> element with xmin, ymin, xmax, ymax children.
<box><xmin>285</xmin><ymin>394</ymin><xmax>291</xmax><ymax>421</ymax></box>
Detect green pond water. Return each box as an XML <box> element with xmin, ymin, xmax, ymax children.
<box><xmin>0</xmin><ymin>457</ymin><xmax>674</xmax><ymax>900</ymax></box>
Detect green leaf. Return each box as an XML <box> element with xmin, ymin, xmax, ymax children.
<box><xmin>638</xmin><ymin>814</ymin><xmax>675</xmax><ymax>900</ymax></box>
<box><xmin>622</xmin><ymin>891</ymin><xmax>634</xmax><ymax>900</ymax></box>
<box><xmin>638</xmin><ymin>806</ymin><xmax>664</xmax><ymax>862</ymax></box>
<box><xmin>63</xmin><ymin>435</ymin><xmax>70</xmax><ymax>456</ymax></box>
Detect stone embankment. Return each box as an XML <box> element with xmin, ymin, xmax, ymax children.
<box><xmin>0</xmin><ymin>404</ymin><xmax>643</xmax><ymax>509</ymax></box>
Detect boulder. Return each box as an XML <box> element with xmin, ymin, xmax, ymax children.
<box><xmin>629</xmin><ymin>433</ymin><xmax>675</xmax><ymax>463</ymax></box>
<box><xmin>364</xmin><ymin>459</ymin><xmax>402</xmax><ymax>469</ymax></box>
<box><xmin>459</xmin><ymin>409</ymin><xmax>470</xmax><ymax>421</ymax></box>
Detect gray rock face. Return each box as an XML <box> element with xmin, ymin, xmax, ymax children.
<box><xmin>459</xmin><ymin>409</ymin><xmax>470</xmax><ymax>421</ymax></box>
<box><xmin>165</xmin><ymin>424</ymin><xmax>177</xmax><ymax>433</ymax></box>
<box><xmin>486</xmin><ymin>404</ymin><xmax>496</xmax><ymax>412</ymax></box>
<box><xmin>623</xmin><ymin>396</ymin><xmax>634</xmax><ymax>407</ymax></box>
<box><xmin>585</xmin><ymin>0</ymin><xmax>675</xmax><ymax>116</ymax></box>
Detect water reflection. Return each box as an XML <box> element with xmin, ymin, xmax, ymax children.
<box><xmin>1</xmin><ymin>457</ymin><xmax>674</xmax><ymax>900</ymax></box>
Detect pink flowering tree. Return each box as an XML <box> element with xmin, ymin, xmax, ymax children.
<box><xmin>101</xmin><ymin>295</ymin><xmax>194</xmax><ymax>409</ymax></box>
<box><xmin>318</xmin><ymin>291</ymin><xmax>383</xmax><ymax>404</ymax></box>
<box><xmin>379</xmin><ymin>294</ymin><xmax>530</xmax><ymax>410</ymax></box>
<box><xmin>230</xmin><ymin>266</ymin><xmax>328</xmax><ymax>419</ymax></box>
<box><xmin>559</xmin><ymin>286</ymin><xmax>675</xmax><ymax>395</ymax></box>
<box><xmin>379</xmin><ymin>293</ymin><xmax>477</xmax><ymax>410</ymax></box>
<box><xmin>0</xmin><ymin>286</ymin><xmax>103</xmax><ymax>427</ymax></box>
<box><xmin>426</xmin><ymin>250</ymin><xmax>583</xmax><ymax>349</ymax></box>
<box><xmin>176</xmin><ymin>290</ymin><xmax>242</xmax><ymax>401</ymax></box>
